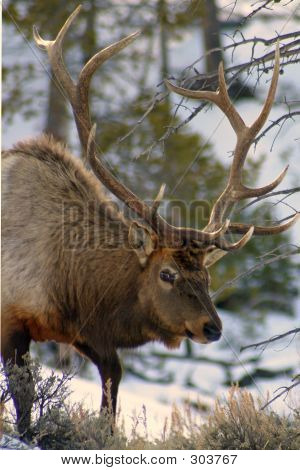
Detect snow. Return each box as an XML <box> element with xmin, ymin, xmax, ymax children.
<box><xmin>69</xmin><ymin>373</ymin><xmax>171</xmax><ymax>438</ymax></box>
<box><xmin>64</xmin><ymin>309</ymin><xmax>299</xmax><ymax>439</ymax></box>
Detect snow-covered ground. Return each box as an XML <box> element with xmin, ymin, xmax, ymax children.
<box><xmin>68</xmin><ymin>310</ymin><xmax>299</xmax><ymax>439</ymax></box>
<box><xmin>49</xmin><ymin>309</ymin><xmax>300</xmax><ymax>440</ymax></box>
<box><xmin>51</xmin><ymin>306</ymin><xmax>298</xmax><ymax>440</ymax></box>
<box><xmin>3</xmin><ymin>306</ymin><xmax>298</xmax><ymax>440</ymax></box>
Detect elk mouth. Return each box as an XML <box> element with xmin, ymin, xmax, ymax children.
<box><xmin>185</xmin><ymin>323</ymin><xmax>222</xmax><ymax>344</ymax></box>
<box><xmin>184</xmin><ymin>328</ymin><xmax>209</xmax><ymax>344</ymax></box>
<box><xmin>184</xmin><ymin>317</ymin><xmax>222</xmax><ymax>344</ymax></box>
<box><xmin>185</xmin><ymin>328</ymin><xmax>195</xmax><ymax>340</ymax></box>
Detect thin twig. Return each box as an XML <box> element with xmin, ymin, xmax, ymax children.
<box><xmin>254</xmin><ymin>111</ymin><xmax>300</xmax><ymax>146</ymax></box>
<box><xmin>239</xmin><ymin>0</ymin><xmax>275</xmax><ymax>27</ymax></box>
<box><xmin>240</xmin><ymin>328</ymin><xmax>300</xmax><ymax>353</ymax></box>
<box><xmin>212</xmin><ymin>248</ymin><xmax>299</xmax><ymax>299</ymax></box>
<box><xmin>240</xmin><ymin>187</ymin><xmax>300</xmax><ymax>212</ymax></box>
<box><xmin>261</xmin><ymin>378</ymin><xmax>300</xmax><ymax>410</ymax></box>
<box><xmin>119</xmin><ymin>38</ymin><xmax>300</xmax><ymax>150</ymax></box>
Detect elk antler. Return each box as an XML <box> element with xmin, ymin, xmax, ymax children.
<box><xmin>33</xmin><ymin>5</ymin><xmax>240</xmax><ymax>250</ymax></box>
<box><xmin>33</xmin><ymin>5</ymin><xmax>140</xmax><ymax>150</ymax></box>
<box><xmin>165</xmin><ymin>43</ymin><xmax>299</xmax><ymax>247</ymax></box>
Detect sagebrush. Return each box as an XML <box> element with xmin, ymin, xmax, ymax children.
<box><xmin>1</xmin><ymin>359</ymin><xmax>299</xmax><ymax>450</ymax></box>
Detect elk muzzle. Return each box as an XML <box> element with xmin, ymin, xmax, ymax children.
<box><xmin>203</xmin><ymin>321</ymin><xmax>222</xmax><ymax>342</ymax></box>
<box><xmin>185</xmin><ymin>316</ymin><xmax>222</xmax><ymax>344</ymax></box>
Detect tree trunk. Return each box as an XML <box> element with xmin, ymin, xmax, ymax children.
<box><xmin>157</xmin><ymin>0</ymin><xmax>171</xmax><ymax>108</ymax></box>
<box><xmin>158</xmin><ymin>0</ymin><xmax>169</xmax><ymax>80</ymax></box>
<box><xmin>201</xmin><ymin>0</ymin><xmax>253</xmax><ymax>98</ymax></box>
<box><xmin>202</xmin><ymin>0</ymin><xmax>223</xmax><ymax>74</ymax></box>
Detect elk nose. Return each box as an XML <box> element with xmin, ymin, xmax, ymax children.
<box><xmin>203</xmin><ymin>322</ymin><xmax>222</xmax><ymax>342</ymax></box>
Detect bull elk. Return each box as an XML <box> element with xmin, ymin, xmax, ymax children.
<box><xmin>1</xmin><ymin>5</ymin><xmax>298</xmax><ymax>439</ymax></box>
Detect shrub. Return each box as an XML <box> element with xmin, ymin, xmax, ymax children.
<box><xmin>197</xmin><ymin>387</ymin><xmax>300</xmax><ymax>450</ymax></box>
<box><xmin>0</xmin><ymin>357</ymin><xmax>124</xmax><ymax>449</ymax></box>
<box><xmin>1</xmin><ymin>360</ymin><xmax>299</xmax><ymax>450</ymax></box>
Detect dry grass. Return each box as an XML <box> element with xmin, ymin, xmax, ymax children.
<box><xmin>197</xmin><ymin>387</ymin><xmax>300</xmax><ymax>450</ymax></box>
<box><xmin>1</xmin><ymin>359</ymin><xmax>299</xmax><ymax>450</ymax></box>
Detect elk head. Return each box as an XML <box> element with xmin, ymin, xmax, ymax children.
<box><xmin>34</xmin><ymin>6</ymin><xmax>299</xmax><ymax>347</ymax></box>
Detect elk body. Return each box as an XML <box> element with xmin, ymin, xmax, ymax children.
<box><xmin>1</xmin><ymin>6</ymin><xmax>298</xmax><ymax>439</ymax></box>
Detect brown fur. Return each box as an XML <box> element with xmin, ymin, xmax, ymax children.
<box><xmin>1</xmin><ymin>135</ymin><xmax>222</xmax><ymax>436</ymax></box>
<box><xmin>2</xmin><ymin>304</ymin><xmax>81</xmax><ymax>344</ymax></box>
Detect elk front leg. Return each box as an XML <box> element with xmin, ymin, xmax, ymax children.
<box><xmin>75</xmin><ymin>343</ymin><xmax>122</xmax><ymax>419</ymax></box>
<box><xmin>1</xmin><ymin>325</ymin><xmax>34</xmax><ymax>440</ymax></box>
<box><xmin>98</xmin><ymin>353</ymin><xmax>122</xmax><ymax>416</ymax></box>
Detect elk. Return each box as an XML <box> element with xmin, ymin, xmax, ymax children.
<box><xmin>1</xmin><ymin>5</ymin><xmax>298</xmax><ymax>439</ymax></box>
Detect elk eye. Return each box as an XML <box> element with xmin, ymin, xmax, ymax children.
<box><xmin>160</xmin><ymin>270</ymin><xmax>176</xmax><ymax>284</ymax></box>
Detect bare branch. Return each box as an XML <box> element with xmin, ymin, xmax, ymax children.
<box><xmin>129</xmin><ymin>52</ymin><xmax>300</xmax><ymax>162</ymax></box>
<box><xmin>184</xmin><ymin>35</ymin><xmax>300</xmax><ymax>78</ymax></box>
<box><xmin>254</xmin><ymin>111</ymin><xmax>300</xmax><ymax>146</ymax></box>
<box><xmin>261</xmin><ymin>377</ymin><xmax>300</xmax><ymax>410</ymax></box>
<box><xmin>119</xmin><ymin>30</ymin><xmax>300</xmax><ymax>152</ymax></box>
<box><xmin>240</xmin><ymin>328</ymin><xmax>300</xmax><ymax>353</ymax></box>
<box><xmin>118</xmin><ymin>92</ymin><xmax>167</xmax><ymax>144</ymax></box>
<box><xmin>212</xmin><ymin>246</ymin><xmax>299</xmax><ymax>299</ymax></box>
<box><xmin>240</xmin><ymin>187</ymin><xmax>300</xmax><ymax>212</ymax></box>
<box><xmin>239</xmin><ymin>0</ymin><xmax>279</xmax><ymax>27</ymax></box>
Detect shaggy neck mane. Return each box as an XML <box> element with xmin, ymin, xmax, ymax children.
<box><xmin>6</xmin><ymin>134</ymin><xmax>128</xmax><ymax>226</ymax></box>
<box><xmin>7</xmin><ymin>135</ymin><xmax>148</xmax><ymax>335</ymax></box>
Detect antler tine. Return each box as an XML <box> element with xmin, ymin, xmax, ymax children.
<box><xmin>215</xmin><ymin>226</ymin><xmax>254</xmax><ymax>251</ymax></box>
<box><xmin>76</xmin><ymin>30</ymin><xmax>141</xmax><ymax>148</ymax></box>
<box><xmin>236</xmin><ymin>164</ymin><xmax>289</xmax><ymax>199</ymax></box>
<box><xmin>34</xmin><ymin>6</ymin><xmax>141</xmax><ymax>152</ymax></box>
<box><xmin>34</xmin><ymin>4</ymin><xmax>81</xmax><ymax>52</ymax></box>
<box><xmin>33</xmin><ymin>5</ymin><xmax>81</xmax><ymax>102</ymax></box>
<box><xmin>191</xmin><ymin>221</ymin><xmax>253</xmax><ymax>251</ymax></box>
<box><xmin>165</xmin><ymin>61</ymin><xmax>245</xmax><ymax>134</ymax></box>
<box><xmin>151</xmin><ymin>183</ymin><xmax>166</xmax><ymax>216</ymax></box>
<box><xmin>164</xmin><ymin>80</ymin><xmax>219</xmax><ymax>104</ymax></box>
<box><xmin>166</xmin><ymin>45</ymin><xmax>279</xmax><ymax>139</ymax></box>
<box><xmin>181</xmin><ymin>218</ymin><xmax>231</xmax><ymax>244</ymax></box>
<box><xmin>214</xmin><ymin>61</ymin><xmax>246</xmax><ymax>134</ymax></box>
<box><xmin>249</xmin><ymin>42</ymin><xmax>280</xmax><ymax>139</ymax></box>
<box><xmin>228</xmin><ymin>212</ymin><xmax>300</xmax><ymax>235</ymax></box>
<box><xmin>79</xmin><ymin>31</ymin><xmax>141</xmax><ymax>89</ymax></box>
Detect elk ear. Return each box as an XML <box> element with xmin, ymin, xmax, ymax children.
<box><xmin>128</xmin><ymin>222</ymin><xmax>156</xmax><ymax>267</ymax></box>
<box><xmin>203</xmin><ymin>248</ymin><xmax>227</xmax><ymax>267</ymax></box>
